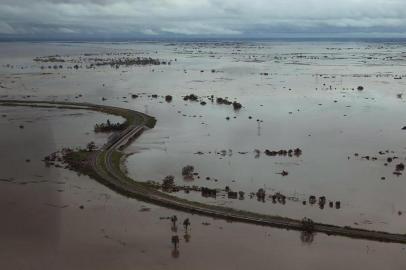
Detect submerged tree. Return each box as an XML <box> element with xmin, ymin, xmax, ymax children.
<box><xmin>94</xmin><ymin>119</ymin><xmax>127</xmax><ymax>133</ymax></box>
<box><xmin>183</xmin><ymin>218</ymin><xmax>191</xmax><ymax>231</ymax></box>
<box><xmin>171</xmin><ymin>215</ymin><xmax>178</xmax><ymax>232</ymax></box>
<box><xmin>301</xmin><ymin>217</ymin><xmax>315</xmax><ymax>233</ymax></box>
<box><xmin>162</xmin><ymin>175</ymin><xmax>175</xmax><ymax>192</ymax></box>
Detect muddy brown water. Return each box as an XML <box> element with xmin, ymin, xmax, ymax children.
<box><xmin>0</xmin><ymin>107</ymin><xmax>405</xmax><ymax>270</ymax></box>
<box><xmin>1</xmin><ymin>41</ymin><xmax>406</xmax><ymax>269</ymax></box>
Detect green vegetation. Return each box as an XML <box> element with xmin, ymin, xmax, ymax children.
<box><xmin>62</xmin><ymin>149</ymin><xmax>94</xmax><ymax>176</ymax></box>
<box><xmin>3</xmin><ymin>99</ymin><xmax>406</xmax><ymax>244</ymax></box>
<box><xmin>65</xmin><ymin>149</ymin><xmax>91</xmax><ymax>163</ymax></box>
<box><xmin>110</xmin><ymin>150</ymin><xmax>127</xmax><ymax>178</ymax></box>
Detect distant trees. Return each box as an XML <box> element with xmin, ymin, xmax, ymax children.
<box><xmin>183</xmin><ymin>94</ymin><xmax>198</xmax><ymax>101</ymax></box>
<box><xmin>182</xmin><ymin>165</ymin><xmax>194</xmax><ymax>176</ymax></box>
<box><xmin>94</xmin><ymin>119</ymin><xmax>127</xmax><ymax>132</ymax></box>
<box><xmin>94</xmin><ymin>57</ymin><xmax>163</xmax><ymax>67</ymax></box>
<box><xmin>165</xmin><ymin>95</ymin><xmax>173</xmax><ymax>102</ymax></box>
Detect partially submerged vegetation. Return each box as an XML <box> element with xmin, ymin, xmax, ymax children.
<box><xmin>94</xmin><ymin>119</ymin><xmax>127</xmax><ymax>133</ymax></box>
<box><xmin>34</xmin><ymin>55</ymin><xmax>65</xmax><ymax>63</ymax></box>
<box><xmin>3</xmin><ymin>99</ymin><xmax>406</xmax><ymax>244</ymax></box>
<box><xmin>353</xmin><ymin>150</ymin><xmax>406</xmax><ymax>178</ymax></box>
<box><xmin>91</xmin><ymin>57</ymin><xmax>165</xmax><ymax>68</ymax></box>
<box><xmin>32</xmin><ymin>53</ymin><xmax>171</xmax><ymax>70</ymax></box>
<box><xmin>182</xmin><ymin>93</ymin><xmax>243</xmax><ymax>111</ymax></box>
<box><xmin>264</xmin><ymin>148</ymin><xmax>303</xmax><ymax>157</ymax></box>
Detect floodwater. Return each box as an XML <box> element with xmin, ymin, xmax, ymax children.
<box><xmin>0</xmin><ymin>41</ymin><xmax>406</xmax><ymax>269</ymax></box>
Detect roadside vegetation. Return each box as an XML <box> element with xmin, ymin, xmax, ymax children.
<box><xmin>3</xmin><ymin>99</ymin><xmax>406</xmax><ymax>244</ymax></box>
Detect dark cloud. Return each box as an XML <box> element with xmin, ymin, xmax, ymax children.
<box><xmin>0</xmin><ymin>0</ymin><xmax>405</xmax><ymax>38</ymax></box>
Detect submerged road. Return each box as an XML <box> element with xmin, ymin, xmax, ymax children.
<box><xmin>2</xmin><ymin>99</ymin><xmax>406</xmax><ymax>244</ymax></box>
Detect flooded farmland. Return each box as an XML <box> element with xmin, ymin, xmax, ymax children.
<box><xmin>1</xmin><ymin>41</ymin><xmax>406</xmax><ymax>269</ymax></box>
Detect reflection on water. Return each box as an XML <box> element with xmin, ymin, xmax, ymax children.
<box><xmin>168</xmin><ymin>215</ymin><xmax>193</xmax><ymax>259</ymax></box>
<box><xmin>184</xmin><ymin>233</ymin><xmax>191</xmax><ymax>243</ymax></box>
<box><xmin>300</xmin><ymin>231</ymin><xmax>315</xmax><ymax>245</ymax></box>
<box><xmin>0</xmin><ymin>106</ymin><xmax>122</xmax><ymax>269</ymax></box>
<box><xmin>1</xmin><ymin>41</ymin><xmax>406</xmax><ymax>269</ymax></box>
<box><xmin>171</xmin><ymin>248</ymin><xmax>180</xmax><ymax>259</ymax></box>
<box><xmin>113</xmin><ymin>41</ymin><xmax>406</xmax><ymax>233</ymax></box>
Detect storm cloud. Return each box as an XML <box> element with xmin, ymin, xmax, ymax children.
<box><xmin>0</xmin><ymin>0</ymin><xmax>405</xmax><ymax>38</ymax></box>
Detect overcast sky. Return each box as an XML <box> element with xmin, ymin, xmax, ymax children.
<box><xmin>1</xmin><ymin>0</ymin><xmax>405</xmax><ymax>39</ymax></box>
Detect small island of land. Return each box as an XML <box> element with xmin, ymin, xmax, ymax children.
<box><xmin>1</xmin><ymin>99</ymin><xmax>406</xmax><ymax>245</ymax></box>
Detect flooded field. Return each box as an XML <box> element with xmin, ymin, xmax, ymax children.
<box><xmin>1</xmin><ymin>41</ymin><xmax>406</xmax><ymax>269</ymax></box>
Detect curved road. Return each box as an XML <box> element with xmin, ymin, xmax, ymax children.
<box><xmin>2</xmin><ymin>99</ymin><xmax>406</xmax><ymax>244</ymax></box>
